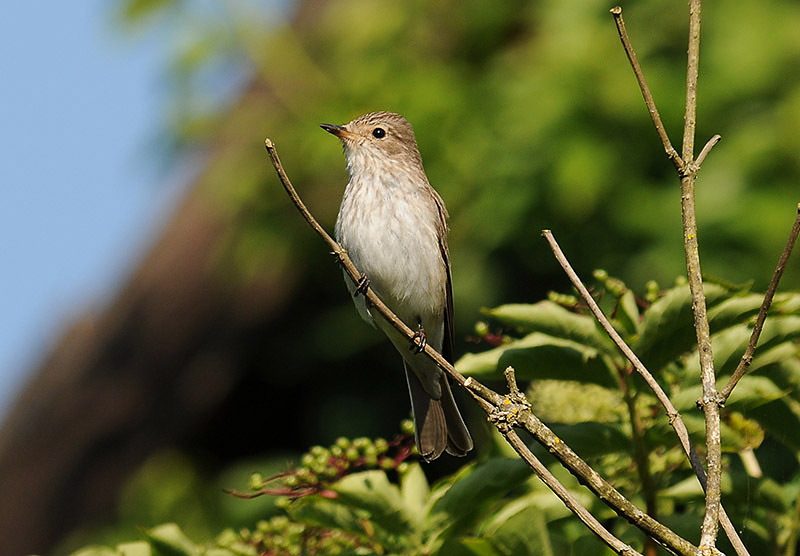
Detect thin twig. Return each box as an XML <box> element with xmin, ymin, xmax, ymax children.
<box><xmin>266</xmin><ymin>139</ymin><xmax>697</xmax><ymax>556</ymax></box>
<box><xmin>695</xmin><ymin>134</ymin><xmax>722</xmax><ymax>168</ymax></box>
<box><xmin>543</xmin><ymin>229</ymin><xmax>749</xmax><ymax>556</ymax></box>
<box><xmin>610</xmin><ymin>6</ymin><xmax>682</xmax><ymax>170</ymax></box>
<box><xmin>682</xmin><ymin>0</ymin><xmax>702</xmax><ymax>163</ymax></box>
<box><xmin>503</xmin><ymin>429</ymin><xmax>643</xmax><ymax>556</ymax></box>
<box><xmin>720</xmin><ymin>203</ymin><xmax>800</xmax><ymax>401</ymax></box>
<box><xmin>620</xmin><ymin>371</ymin><xmax>659</xmax><ymax>556</ymax></box>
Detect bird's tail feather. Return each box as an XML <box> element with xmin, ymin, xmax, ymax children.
<box><xmin>405</xmin><ymin>363</ymin><xmax>473</xmax><ymax>461</ymax></box>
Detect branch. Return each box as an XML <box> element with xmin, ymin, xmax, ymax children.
<box><xmin>682</xmin><ymin>0</ymin><xmax>702</xmax><ymax>163</ymax></box>
<box><xmin>265</xmin><ymin>139</ymin><xmax>695</xmax><ymax>556</ymax></box>
<box><xmin>720</xmin><ymin>203</ymin><xmax>800</xmax><ymax>401</ymax></box>
<box><xmin>676</xmin><ymin>0</ymin><xmax>726</xmax><ymax>548</ymax></box>
<box><xmin>610</xmin><ymin>6</ymin><xmax>682</xmax><ymax>170</ymax></box>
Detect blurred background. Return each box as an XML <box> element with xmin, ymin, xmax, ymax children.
<box><xmin>2</xmin><ymin>0</ymin><xmax>800</xmax><ymax>554</ymax></box>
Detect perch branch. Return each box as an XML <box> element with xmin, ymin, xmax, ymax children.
<box><xmin>720</xmin><ymin>203</ymin><xmax>800</xmax><ymax>401</ymax></box>
<box><xmin>266</xmin><ymin>139</ymin><xmax>696</xmax><ymax>556</ymax></box>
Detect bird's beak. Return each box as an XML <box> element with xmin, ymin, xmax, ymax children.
<box><xmin>320</xmin><ymin>123</ymin><xmax>355</xmax><ymax>139</ymax></box>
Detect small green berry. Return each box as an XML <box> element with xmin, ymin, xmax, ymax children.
<box><xmin>380</xmin><ymin>457</ymin><xmax>395</xmax><ymax>470</ymax></box>
<box><xmin>248</xmin><ymin>472</ymin><xmax>264</xmax><ymax>490</ymax></box>
<box><xmin>336</xmin><ymin>437</ymin><xmax>351</xmax><ymax>449</ymax></box>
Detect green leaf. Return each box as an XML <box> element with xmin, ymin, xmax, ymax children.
<box><xmin>481</xmin><ymin>497</ymin><xmax>554</xmax><ymax>556</ymax></box>
<box><xmin>69</xmin><ymin>547</ymin><xmax>128</xmax><ymax>556</ymax></box>
<box><xmin>706</xmin><ymin>293</ymin><xmax>764</xmax><ymax>331</ymax></box>
<box><xmin>497</xmin><ymin>334</ymin><xmax>617</xmax><ymax>388</ymax></box>
<box><xmin>725</xmin><ymin>376</ymin><xmax>788</xmax><ymax>410</ymax></box>
<box><xmin>456</xmin><ymin>340</ymin><xmax>512</xmax><ymax>376</ymax></box>
<box><xmin>661</xmin><ymin>409</ymin><xmax>768</xmax><ymax>453</ymax></box>
<box><xmin>634</xmin><ymin>283</ymin><xmax>729</xmax><ymax>372</ymax></box>
<box><xmin>615</xmin><ymin>289</ymin><xmax>641</xmax><ymax>338</ymax></box>
<box><xmin>445</xmin><ymin>537</ymin><xmax>504</xmax><ymax>556</ymax></box>
<box><xmin>457</xmin><ymin>332</ymin><xmax>616</xmax><ymax>387</ymax></box>
<box><xmin>773</xmin><ymin>292</ymin><xmax>800</xmax><ymax>314</ymax></box>
<box><xmin>287</xmin><ymin>497</ymin><xmax>370</xmax><ymax>538</ymax></box>
<box><xmin>118</xmin><ymin>543</ymin><xmax>153</xmax><ymax>556</ymax></box>
<box><xmin>428</xmin><ymin>459</ymin><xmax>531</xmax><ymax>535</ymax></box>
<box><xmin>483</xmin><ymin>301</ymin><xmax>616</xmax><ymax>355</ymax></box>
<box><xmin>749</xmin><ymin>350</ymin><xmax>800</xmax><ymax>401</ymax></box>
<box><xmin>753</xmin><ymin>316</ymin><xmax>800</xmax><ymax>351</ymax></box>
<box><xmin>548</xmin><ymin>422</ymin><xmax>631</xmax><ymax>459</ymax></box>
<box><xmin>142</xmin><ymin>524</ymin><xmax>198</xmax><ymax>556</ymax></box>
<box><xmin>332</xmin><ymin>470</ymin><xmax>414</xmax><ymax>536</ymax></box>
<box><xmin>747</xmin><ymin>397</ymin><xmax>800</xmax><ymax>452</ymax></box>
<box><xmin>400</xmin><ymin>463</ymin><xmax>430</xmax><ymax>523</ymax></box>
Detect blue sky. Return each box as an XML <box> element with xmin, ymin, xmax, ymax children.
<box><xmin>0</xmin><ymin>3</ymin><xmax>185</xmax><ymax>416</ymax></box>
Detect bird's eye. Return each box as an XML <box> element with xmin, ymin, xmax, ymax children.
<box><xmin>372</xmin><ymin>127</ymin><xmax>386</xmax><ymax>139</ymax></box>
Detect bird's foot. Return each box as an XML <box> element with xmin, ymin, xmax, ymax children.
<box><xmin>353</xmin><ymin>273</ymin><xmax>370</xmax><ymax>296</ymax></box>
<box><xmin>410</xmin><ymin>323</ymin><xmax>427</xmax><ymax>354</ymax></box>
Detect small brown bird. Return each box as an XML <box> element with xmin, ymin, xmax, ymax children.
<box><xmin>321</xmin><ymin>111</ymin><xmax>473</xmax><ymax>461</ymax></box>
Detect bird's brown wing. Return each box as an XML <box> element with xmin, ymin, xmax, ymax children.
<box><xmin>432</xmin><ymin>194</ymin><xmax>455</xmax><ymax>365</ymax></box>
<box><xmin>431</xmin><ymin>191</ymin><xmax>473</xmax><ymax>456</ymax></box>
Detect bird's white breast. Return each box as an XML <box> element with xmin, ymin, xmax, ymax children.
<box><xmin>334</xmin><ymin>158</ymin><xmax>446</xmax><ymax>327</ymax></box>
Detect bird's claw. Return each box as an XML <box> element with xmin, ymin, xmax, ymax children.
<box><xmin>353</xmin><ymin>273</ymin><xmax>370</xmax><ymax>297</ymax></box>
<box><xmin>410</xmin><ymin>324</ymin><xmax>427</xmax><ymax>354</ymax></box>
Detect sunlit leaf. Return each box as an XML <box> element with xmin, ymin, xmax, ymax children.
<box><xmin>482</xmin><ymin>301</ymin><xmax>616</xmax><ymax>355</ymax></box>
<box><xmin>616</xmin><ymin>289</ymin><xmax>642</xmax><ymax>338</ymax></box>
<box><xmin>428</xmin><ymin>459</ymin><xmax>531</xmax><ymax>536</ymax></box>
<box><xmin>141</xmin><ymin>524</ymin><xmax>198</xmax><ymax>556</ymax></box>
<box><xmin>400</xmin><ymin>463</ymin><xmax>430</xmax><ymax>523</ymax></box>
<box><xmin>634</xmin><ymin>283</ymin><xmax>730</xmax><ymax>373</ymax></box>
<box><xmin>482</xmin><ymin>499</ymin><xmax>554</xmax><ymax>556</ymax></box>
<box><xmin>548</xmin><ymin>422</ymin><xmax>631</xmax><ymax>459</ymax></box>
<box><xmin>332</xmin><ymin>470</ymin><xmax>414</xmax><ymax>536</ymax></box>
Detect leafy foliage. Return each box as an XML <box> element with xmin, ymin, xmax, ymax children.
<box><xmin>67</xmin><ymin>277</ymin><xmax>800</xmax><ymax>555</ymax></box>
<box><xmin>460</xmin><ymin>274</ymin><xmax>800</xmax><ymax>554</ymax></box>
<box><xmin>62</xmin><ymin>0</ymin><xmax>800</xmax><ymax>554</ymax></box>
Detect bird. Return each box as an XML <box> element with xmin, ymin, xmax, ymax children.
<box><xmin>321</xmin><ymin>111</ymin><xmax>473</xmax><ymax>461</ymax></box>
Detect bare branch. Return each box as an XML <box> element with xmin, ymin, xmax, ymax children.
<box><xmin>682</xmin><ymin>0</ymin><xmax>703</xmax><ymax>162</ymax></box>
<box><xmin>673</xmin><ymin>0</ymin><xmax>725</xmax><ymax>547</ymax></box>
<box><xmin>720</xmin><ymin>203</ymin><xmax>800</xmax><ymax>401</ymax></box>
<box><xmin>610</xmin><ymin>6</ymin><xmax>682</xmax><ymax>170</ymax></box>
<box><xmin>695</xmin><ymin>134</ymin><xmax>722</xmax><ymax>168</ymax></box>
<box><xmin>266</xmin><ymin>139</ymin><xmax>697</xmax><ymax>556</ymax></box>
